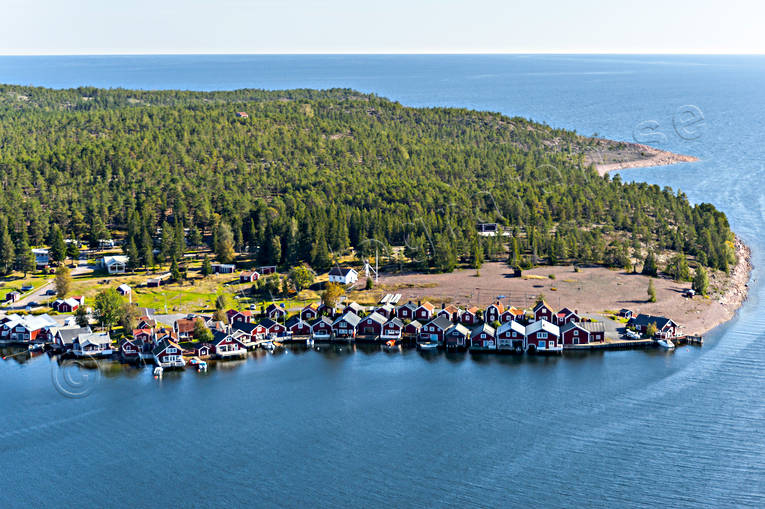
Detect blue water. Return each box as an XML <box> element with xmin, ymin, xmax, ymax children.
<box><xmin>1</xmin><ymin>55</ymin><xmax>763</xmax><ymax>508</ymax></box>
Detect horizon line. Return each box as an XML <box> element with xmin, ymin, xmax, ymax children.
<box><xmin>1</xmin><ymin>51</ymin><xmax>765</xmax><ymax>57</ymax></box>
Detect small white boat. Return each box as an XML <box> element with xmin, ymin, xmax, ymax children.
<box><xmin>153</xmin><ymin>366</ymin><xmax>163</xmax><ymax>378</ymax></box>
<box><xmin>417</xmin><ymin>342</ymin><xmax>439</xmax><ymax>351</ymax></box>
<box><xmin>197</xmin><ymin>361</ymin><xmax>208</xmax><ymax>371</ymax></box>
<box><xmin>657</xmin><ymin>339</ymin><xmax>675</xmax><ymax>350</ymax></box>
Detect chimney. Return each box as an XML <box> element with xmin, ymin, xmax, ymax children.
<box><xmin>442</xmin><ymin>303</ymin><xmax>446</xmax><ymax>309</ymax></box>
<box><xmin>418</xmin><ymin>300</ymin><xmax>421</xmax><ymax>307</ymax></box>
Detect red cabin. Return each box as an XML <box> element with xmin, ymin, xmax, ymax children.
<box><xmin>226</xmin><ymin>309</ymin><xmax>253</xmax><ymax>324</ymax></box>
<box><xmin>287</xmin><ymin>317</ymin><xmax>312</xmax><ymax>337</ymax></box>
<box><xmin>403</xmin><ymin>320</ymin><xmax>422</xmax><ymax>339</ymax></box>
<box><xmin>533</xmin><ymin>300</ymin><xmax>555</xmax><ymax>323</ymax></box>
<box><xmin>300</xmin><ymin>304</ymin><xmax>319</xmax><ymax>321</ymax></box>
<box><xmin>484</xmin><ymin>302</ymin><xmax>505</xmax><ymax>324</ymax></box>
<box><xmin>420</xmin><ymin>315</ymin><xmax>452</xmax><ymax>344</ymax></box>
<box><xmin>460</xmin><ymin>307</ymin><xmax>480</xmax><ymax>326</ymax></box>
<box><xmin>120</xmin><ymin>338</ymin><xmax>141</xmax><ymax>358</ymax></box>
<box><xmin>396</xmin><ymin>302</ymin><xmax>417</xmax><ymax>320</ymax></box>
<box><xmin>332</xmin><ymin>313</ymin><xmax>360</xmax><ymax>339</ymax></box>
<box><xmin>311</xmin><ymin>317</ymin><xmax>333</xmax><ymax>339</ymax></box>
<box><xmin>525</xmin><ymin>320</ymin><xmax>561</xmax><ymax>353</ymax></box>
<box><xmin>414</xmin><ymin>301</ymin><xmax>435</xmax><ymax>322</ymax></box>
<box><xmin>357</xmin><ymin>312</ymin><xmax>387</xmax><ymax>337</ymax></box>
<box><xmin>560</xmin><ymin>322</ymin><xmax>591</xmax><ymax>345</ymax></box>
<box><xmin>555</xmin><ymin>307</ymin><xmax>580</xmax><ymax>326</ymax></box>
<box><xmin>381</xmin><ymin>318</ymin><xmax>403</xmax><ymax>340</ymax></box>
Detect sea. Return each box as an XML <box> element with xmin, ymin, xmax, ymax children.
<box><xmin>0</xmin><ymin>55</ymin><xmax>763</xmax><ymax>508</ymax></box>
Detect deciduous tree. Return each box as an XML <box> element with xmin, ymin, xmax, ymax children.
<box><xmin>54</xmin><ymin>265</ymin><xmax>72</xmax><ymax>298</ymax></box>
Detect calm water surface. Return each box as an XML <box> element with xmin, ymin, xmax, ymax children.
<box><xmin>0</xmin><ymin>55</ymin><xmax>763</xmax><ymax>508</ymax></box>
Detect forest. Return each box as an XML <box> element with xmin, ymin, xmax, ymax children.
<box><xmin>0</xmin><ymin>84</ymin><xmax>735</xmax><ymax>276</ymax></box>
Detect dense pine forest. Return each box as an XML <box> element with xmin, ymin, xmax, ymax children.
<box><xmin>0</xmin><ymin>84</ymin><xmax>735</xmax><ymax>276</ymax></box>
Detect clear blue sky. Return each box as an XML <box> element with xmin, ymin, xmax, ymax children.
<box><xmin>2</xmin><ymin>0</ymin><xmax>763</xmax><ymax>54</ymax></box>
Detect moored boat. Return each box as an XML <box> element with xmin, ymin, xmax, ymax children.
<box><xmin>657</xmin><ymin>339</ymin><xmax>675</xmax><ymax>350</ymax></box>
<box><xmin>384</xmin><ymin>339</ymin><xmax>399</xmax><ymax>351</ymax></box>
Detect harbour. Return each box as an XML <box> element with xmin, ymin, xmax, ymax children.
<box><xmin>0</xmin><ymin>54</ymin><xmax>763</xmax><ymax>507</ymax></box>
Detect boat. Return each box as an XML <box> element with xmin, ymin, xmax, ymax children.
<box><xmin>153</xmin><ymin>366</ymin><xmax>163</xmax><ymax>378</ymax></box>
<box><xmin>384</xmin><ymin>339</ymin><xmax>399</xmax><ymax>351</ymax></box>
<box><xmin>417</xmin><ymin>342</ymin><xmax>439</xmax><ymax>351</ymax></box>
<box><xmin>197</xmin><ymin>361</ymin><xmax>208</xmax><ymax>371</ymax></box>
<box><xmin>28</xmin><ymin>343</ymin><xmax>44</xmax><ymax>352</ymax></box>
<box><xmin>657</xmin><ymin>339</ymin><xmax>675</xmax><ymax>350</ymax></box>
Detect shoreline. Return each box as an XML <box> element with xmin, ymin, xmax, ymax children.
<box><xmin>595</xmin><ymin>146</ymin><xmax>752</xmax><ymax>336</ymax></box>
<box><xmin>595</xmin><ymin>144</ymin><xmax>699</xmax><ymax>176</ymax></box>
<box><xmin>696</xmin><ymin>235</ymin><xmax>753</xmax><ymax>336</ymax></box>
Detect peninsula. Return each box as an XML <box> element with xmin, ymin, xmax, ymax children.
<box><xmin>0</xmin><ymin>84</ymin><xmax>749</xmax><ymax>360</ymax></box>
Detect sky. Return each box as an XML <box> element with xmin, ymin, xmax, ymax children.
<box><xmin>1</xmin><ymin>0</ymin><xmax>763</xmax><ymax>55</ymax></box>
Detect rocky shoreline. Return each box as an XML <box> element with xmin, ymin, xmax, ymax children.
<box><xmin>595</xmin><ymin>144</ymin><xmax>699</xmax><ymax>176</ymax></box>
<box><xmin>708</xmin><ymin>236</ymin><xmax>753</xmax><ymax>332</ymax></box>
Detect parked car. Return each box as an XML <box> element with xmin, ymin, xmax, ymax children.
<box><xmin>624</xmin><ymin>330</ymin><xmax>641</xmax><ymax>340</ymax></box>
<box><xmin>21</xmin><ymin>285</ymin><xmax>34</xmax><ymax>292</ymax></box>
<box><xmin>45</xmin><ymin>289</ymin><xmax>57</xmax><ymax>296</ymax></box>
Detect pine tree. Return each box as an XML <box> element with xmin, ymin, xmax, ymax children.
<box><xmin>310</xmin><ymin>237</ymin><xmax>331</xmax><ymax>272</ymax></box>
<box><xmin>693</xmin><ymin>266</ymin><xmax>709</xmax><ymax>296</ymax></box>
<box><xmin>647</xmin><ymin>278</ymin><xmax>657</xmax><ymax>303</ymax></box>
<box><xmin>174</xmin><ymin>222</ymin><xmax>186</xmax><ymax>260</ymax></box>
<box><xmin>667</xmin><ymin>253</ymin><xmax>691</xmax><ymax>282</ymax></box>
<box><xmin>141</xmin><ymin>228</ymin><xmax>154</xmax><ymax>269</ymax></box>
<box><xmin>159</xmin><ymin>220</ymin><xmax>174</xmax><ymax>264</ymax></box>
<box><xmin>201</xmin><ymin>255</ymin><xmax>212</xmax><ymax>277</ymax></box>
<box><xmin>126</xmin><ymin>237</ymin><xmax>140</xmax><ymax>271</ymax></box>
<box><xmin>88</xmin><ymin>216</ymin><xmax>109</xmax><ymax>249</ymax></box>
<box><xmin>642</xmin><ymin>252</ymin><xmax>658</xmax><ymax>277</ymax></box>
<box><xmin>15</xmin><ymin>228</ymin><xmax>35</xmax><ymax>276</ymax></box>
<box><xmin>269</xmin><ymin>236</ymin><xmax>282</xmax><ymax>266</ymax></box>
<box><xmin>471</xmin><ymin>237</ymin><xmax>484</xmax><ymax>269</ymax></box>
<box><xmin>433</xmin><ymin>234</ymin><xmax>457</xmax><ymax>273</ymax></box>
<box><xmin>0</xmin><ymin>220</ymin><xmax>15</xmax><ymax>275</ymax></box>
<box><xmin>170</xmin><ymin>257</ymin><xmax>182</xmax><ymax>282</ymax></box>
<box><xmin>67</xmin><ymin>238</ymin><xmax>80</xmax><ymax>263</ymax></box>
<box><xmin>188</xmin><ymin>224</ymin><xmax>203</xmax><ymax>249</ymax></box>
<box><xmin>49</xmin><ymin>224</ymin><xmax>67</xmax><ymax>264</ymax></box>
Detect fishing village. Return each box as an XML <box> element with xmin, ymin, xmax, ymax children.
<box><xmin>1</xmin><ymin>276</ymin><xmax>703</xmax><ymax>378</ymax></box>
<box><xmin>0</xmin><ymin>212</ymin><xmax>748</xmax><ymax>380</ymax></box>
